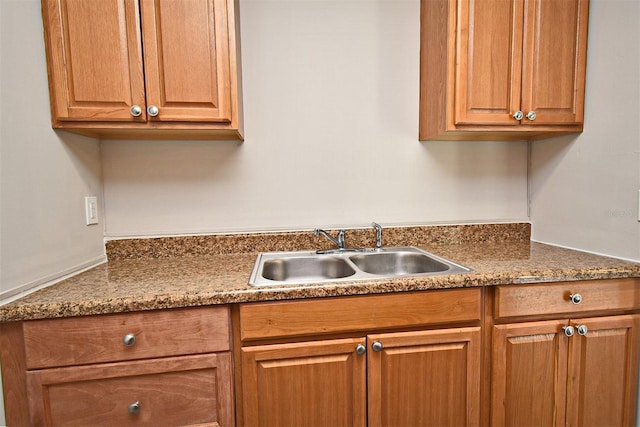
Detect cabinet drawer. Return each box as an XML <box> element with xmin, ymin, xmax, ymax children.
<box><xmin>23</xmin><ymin>306</ymin><xmax>230</xmax><ymax>369</ymax></box>
<box><xmin>494</xmin><ymin>278</ymin><xmax>640</xmax><ymax>319</ymax></box>
<box><xmin>240</xmin><ymin>288</ymin><xmax>482</xmax><ymax>341</ymax></box>
<box><xmin>26</xmin><ymin>353</ymin><xmax>233</xmax><ymax>426</ymax></box>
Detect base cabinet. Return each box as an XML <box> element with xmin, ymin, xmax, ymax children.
<box><xmin>490</xmin><ymin>280</ymin><xmax>640</xmax><ymax>427</ymax></box>
<box><xmin>241</xmin><ymin>328</ymin><xmax>481</xmax><ymax>427</ymax></box>
<box><xmin>237</xmin><ymin>289</ymin><xmax>483</xmax><ymax>427</ymax></box>
<box><xmin>0</xmin><ymin>307</ymin><xmax>235</xmax><ymax>426</ymax></box>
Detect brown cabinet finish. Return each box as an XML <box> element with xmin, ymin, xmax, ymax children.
<box><xmin>238</xmin><ymin>290</ymin><xmax>483</xmax><ymax>426</ymax></box>
<box><xmin>241</xmin><ymin>338</ymin><xmax>367</xmax><ymax>427</ymax></box>
<box><xmin>490</xmin><ymin>279</ymin><xmax>640</xmax><ymax>427</ymax></box>
<box><xmin>0</xmin><ymin>306</ymin><xmax>235</xmax><ymax>426</ymax></box>
<box><xmin>367</xmin><ymin>328</ymin><xmax>481</xmax><ymax>427</ymax></box>
<box><xmin>41</xmin><ymin>0</ymin><xmax>242</xmax><ymax>140</ymax></box>
<box><xmin>420</xmin><ymin>0</ymin><xmax>589</xmax><ymax>141</ymax></box>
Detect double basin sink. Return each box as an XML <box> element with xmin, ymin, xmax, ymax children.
<box><xmin>249</xmin><ymin>246</ymin><xmax>471</xmax><ymax>286</ymax></box>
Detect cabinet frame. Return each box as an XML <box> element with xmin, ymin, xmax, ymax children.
<box><xmin>419</xmin><ymin>0</ymin><xmax>589</xmax><ymax>141</ymax></box>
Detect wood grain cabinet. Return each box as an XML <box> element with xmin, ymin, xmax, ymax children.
<box><xmin>489</xmin><ymin>279</ymin><xmax>640</xmax><ymax>427</ymax></box>
<box><xmin>420</xmin><ymin>0</ymin><xmax>589</xmax><ymax>141</ymax></box>
<box><xmin>41</xmin><ymin>0</ymin><xmax>243</xmax><ymax>140</ymax></box>
<box><xmin>0</xmin><ymin>306</ymin><xmax>235</xmax><ymax>426</ymax></box>
<box><xmin>237</xmin><ymin>289</ymin><xmax>483</xmax><ymax>426</ymax></box>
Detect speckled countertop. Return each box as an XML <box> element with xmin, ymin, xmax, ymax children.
<box><xmin>1</xmin><ymin>223</ymin><xmax>639</xmax><ymax>322</ymax></box>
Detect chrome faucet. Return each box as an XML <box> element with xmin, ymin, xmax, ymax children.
<box><xmin>314</xmin><ymin>228</ymin><xmax>346</xmax><ymax>250</ymax></box>
<box><xmin>372</xmin><ymin>222</ymin><xmax>383</xmax><ymax>250</ymax></box>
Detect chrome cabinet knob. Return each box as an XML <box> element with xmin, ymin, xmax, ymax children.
<box><xmin>526</xmin><ymin>111</ymin><xmax>537</xmax><ymax>121</ymax></box>
<box><xmin>372</xmin><ymin>341</ymin><xmax>384</xmax><ymax>352</ymax></box>
<box><xmin>513</xmin><ymin>111</ymin><xmax>524</xmax><ymax>120</ymax></box>
<box><xmin>147</xmin><ymin>105</ymin><xmax>159</xmax><ymax>117</ymax></box>
<box><xmin>577</xmin><ymin>324</ymin><xmax>588</xmax><ymax>336</ymax></box>
<box><xmin>569</xmin><ymin>293</ymin><xmax>583</xmax><ymax>305</ymax></box>
<box><xmin>130</xmin><ymin>105</ymin><xmax>142</xmax><ymax>117</ymax></box>
<box><xmin>122</xmin><ymin>333</ymin><xmax>136</xmax><ymax>346</ymax></box>
<box><xmin>128</xmin><ymin>401</ymin><xmax>141</xmax><ymax>415</ymax></box>
<box><xmin>563</xmin><ymin>326</ymin><xmax>575</xmax><ymax>337</ymax></box>
<box><xmin>355</xmin><ymin>344</ymin><xmax>366</xmax><ymax>355</ymax></box>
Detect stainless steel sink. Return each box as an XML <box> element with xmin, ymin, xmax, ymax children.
<box><xmin>261</xmin><ymin>256</ymin><xmax>356</xmax><ymax>282</ymax></box>
<box><xmin>349</xmin><ymin>251</ymin><xmax>450</xmax><ymax>275</ymax></box>
<box><xmin>249</xmin><ymin>246</ymin><xmax>471</xmax><ymax>286</ymax></box>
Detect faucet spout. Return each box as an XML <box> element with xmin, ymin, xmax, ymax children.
<box><xmin>372</xmin><ymin>222</ymin><xmax>383</xmax><ymax>250</ymax></box>
<box><xmin>314</xmin><ymin>228</ymin><xmax>346</xmax><ymax>249</ymax></box>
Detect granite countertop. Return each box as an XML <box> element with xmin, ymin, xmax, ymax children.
<box><xmin>2</xmin><ymin>223</ymin><xmax>639</xmax><ymax>322</ymax></box>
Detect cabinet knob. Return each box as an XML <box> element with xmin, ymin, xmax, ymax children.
<box><xmin>372</xmin><ymin>341</ymin><xmax>383</xmax><ymax>352</ymax></box>
<box><xmin>128</xmin><ymin>401</ymin><xmax>141</xmax><ymax>415</ymax></box>
<box><xmin>147</xmin><ymin>105</ymin><xmax>159</xmax><ymax>117</ymax></box>
<box><xmin>577</xmin><ymin>324</ymin><xmax>588</xmax><ymax>336</ymax></box>
<box><xmin>563</xmin><ymin>325</ymin><xmax>575</xmax><ymax>337</ymax></box>
<box><xmin>513</xmin><ymin>111</ymin><xmax>524</xmax><ymax>121</ymax></box>
<box><xmin>122</xmin><ymin>333</ymin><xmax>136</xmax><ymax>347</ymax></box>
<box><xmin>355</xmin><ymin>344</ymin><xmax>366</xmax><ymax>355</ymax></box>
<box><xmin>526</xmin><ymin>111</ymin><xmax>537</xmax><ymax>121</ymax></box>
<box><xmin>130</xmin><ymin>105</ymin><xmax>142</xmax><ymax>117</ymax></box>
<box><xmin>569</xmin><ymin>293</ymin><xmax>583</xmax><ymax>305</ymax></box>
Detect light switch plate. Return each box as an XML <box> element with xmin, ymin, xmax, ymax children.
<box><xmin>85</xmin><ymin>196</ymin><xmax>98</xmax><ymax>225</ymax></box>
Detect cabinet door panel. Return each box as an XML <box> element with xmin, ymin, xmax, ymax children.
<box><xmin>566</xmin><ymin>315</ymin><xmax>640</xmax><ymax>427</ymax></box>
<box><xmin>368</xmin><ymin>327</ymin><xmax>481</xmax><ymax>427</ymax></box>
<box><xmin>491</xmin><ymin>320</ymin><xmax>568</xmax><ymax>427</ymax></box>
<box><xmin>455</xmin><ymin>0</ymin><xmax>523</xmax><ymax>125</ymax></box>
<box><xmin>140</xmin><ymin>0</ymin><xmax>232</xmax><ymax>122</ymax></box>
<box><xmin>42</xmin><ymin>0</ymin><xmax>146</xmax><ymax>121</ymax></box>
<box><xmin>521</xmin><ymin>0</ymin><xmax>589</xmax><ymax>124</ymax></box>
<box><xmin>241</xmin><ymin>338</ymin><xmax>366</xmax><ymax>427</ymax></box>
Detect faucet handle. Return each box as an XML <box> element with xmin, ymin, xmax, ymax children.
<box><xmin>372</xmin><ymin>222</ymin><xmax>383</xmax><ymax>249</ymax></box>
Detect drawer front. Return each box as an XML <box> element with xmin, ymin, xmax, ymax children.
<box><xmin>494</xmin><ymin>278</ymin><xmax>640</xmax><ymax>319</ymax></box>
<box><xmin>26</xmin><ymin>353</ymin><xmax>233</xmax><ymax>427</ymax></box>
<box><xmin>240</xmin><ymin>288</ymin><xmax>482</xmax><ymax>341</ymax></box>
<box><xmin>23</xmin><ymin>306</ymin><xmax>230</xmax><ymax>369</ymax></box>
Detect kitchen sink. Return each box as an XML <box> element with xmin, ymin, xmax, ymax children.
<box><xmin>349</xmin><ymin>251</ymin><xmax>450</xmax><ymax>275</ymax></box>
<box><xmin>261</xmin><ymin>256</ymin><xmax>356</xmax><ymax>282</ymax></box>
<box><xmin>249</xmin><ymin>246</ymin><xmax>471</xmax><ymax>286</ymax></box>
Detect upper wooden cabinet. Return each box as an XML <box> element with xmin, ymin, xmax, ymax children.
<box><xmin>41</xmin><ymin>0</ymin><xmax>243</xmax><ymax>140</ymax></box>
<box><xmin>419</xmin><ymin>0</ymin><xmax>589</xmax><ymax>141</ymax></box>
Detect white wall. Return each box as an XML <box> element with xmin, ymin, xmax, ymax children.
<box><xmin>0</xmin><ymin>0</ymin><xmax>105</xmax><ymax>420</ymax></box>
<box><xmin>530</xmin><ymin>0</ymin><xmax>640</xmax><ymax>262</ymax></box>
<box><xmin>101</xmin><ymin>0</ymin><xmax>528</xmax><ymax>238</ymax></box>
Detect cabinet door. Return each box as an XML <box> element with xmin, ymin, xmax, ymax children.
<box><xmin>368</xmin><ymin>327</ymin><xmax>481</xmax><ymax>427</ymax></box>
<box><xmin>520</xmin><ymin>0</ymin><xmax>589</xmax><ymax>125</ymax></box>
<box><xmin>455</xmin><ymin>0</ymin><xmax>524</xmax><ymax>125</ymax></box>
<box><xmin>42</xmin><ymin>0</ymin><xmax>146</xmax><ymax>122</ymax></box>
<box><xmin>241</xmin><ymin>338</ymin><xmax>367</xmax><ymax>427</ymax></box>
<box><xmin>491</xmin><ymin>320</ymin><xmax>569</xmax><ymax>427</ymax></box>
<box><xmin>140</xmin><ymin>0</ymin><xmax>233</xmax><ymax>123</ymax></box>
<box><xmin>566</xmin><ymin>315</ymin><xmax>640</xmax><ymax>427</ymax></box>
<box><xmin>26</xmin><ymin>353</ymin><xmax>234</xmax><ymax>426</ymax></box>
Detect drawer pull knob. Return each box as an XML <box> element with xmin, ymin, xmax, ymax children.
<box><xmin>122</xmin><ymin>333</ymin><xmax>136</xmax><ymax>347</ymax></box>
<box><xmin>128</xmin><ymin>401</ymin><xmax>141</xmax><ymax>415</ymax></box>
<box><xmin>577</xmin><ymin>324</ymin><xmax>588</xmax><ymax>336</ymax></box>
<box><xmin>513</xmin><ymin>110</ymin><xmax>524</xmax><ymax>120</ymax></box>
<box><xmin>372</xmin><ymin>341</ymin><xmax>384</xmax><ymax>352</ymax></box>
<box><xmin>563</xmin><ymin>326</ymin><xmax>575</xmax><ymax>337</ymax></box>
<box><xmin>569</xmin><ymin>293</ymin><xmax>583</xmax><ymax>305</ymax></box>
<box><xmin>355</xmin><ymin>344</ymin><xmax>366</xmax><ymax>355</ymax></box>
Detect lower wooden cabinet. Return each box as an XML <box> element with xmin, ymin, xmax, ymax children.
<box><xmin>238</xmin><ymin>290</ymin><xmax>483</xmax><ymax>427</ymax></box>
<box><xmin>242</xmin><ymin>328</ymin><xmax>481</xmax><ymax>427</ymax></box>
<box><xmin>27</xmin><ymin>353</ymin><xmax>233</xmax><ymax>426</ymax></box>
<box><xmin>0</xmin><ymin>306</ymin><xmax>235</xmax><ymax>426</ymax></box>
<box><xmin>490</xmin><ymin>279</ymin><xmax>640</xmax><ymax>427</ymax></box>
